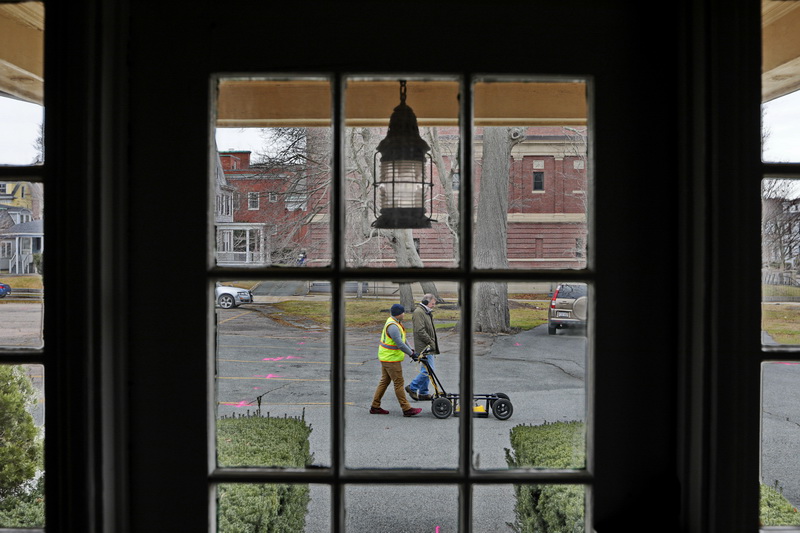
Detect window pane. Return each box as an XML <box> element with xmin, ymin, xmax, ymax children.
<box><xmin>0</xmin><ymin>364</ymin><xmax>44</xmax><ymax>528</ymax></box>
<box><xmin>762</xmin><ymin>4</ymin><xmax>800</xmax><ymax>163</ymax></box>
<box><xmin>215</xmin><ymin>280</ymin><xmax>330</xmax><ymax>467</ymax></box>
<box><xmin>0</xmin><ymin>181</ymin><xmax>44</xmax><ymax>349</ymax></box>
<box><xmin>345</xmin><ymin>485</ymin><xmax>457</xmax><ymax>532</ymax></box>
<box><xmin>473</xmin><ymin>281</ymin><xmax>587</xmax><ymax>470</ymax></box>
<box><xmin>761</xmin><ymin>178</ymin><xmax>800</xmax><ymax>345</ymax></box>
<box><xmin>345</xmin><ymin>281</ymin><xmax>460</xmax><ymax>469</ymax></box>
<box><xmin>473</xmin><ymin>484</ymin><xmax>586</xmax><ymax>532</ymax></box>
<box><xmin>761</xmin><ymin>362</ymin><xmax>800</xmax><ymax>527</ymax></box>
<box><xmin>216</xmin><ymin>483</ymin><xmax>329</xmax><ymax>532</ymax></box>
<box><xmin>0</xmin><ymin>2</ymin><xmax>44</xmax><ymax>166</ymax></box>
<box><xmin>472</xmin><ymin>79</ymin><xmax>589</xmax><ymax>270</ymax></box>
<box><xmin>344</xmin><ymin>77</ymin><xmax>460</xmax><ymax>269</ymax></box>
<box><xmin>214</xmin><ymin>77</ymin><xmax>332</xmax><ymax>268</ymax></box>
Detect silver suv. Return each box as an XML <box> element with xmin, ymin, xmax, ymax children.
<box><xmin>547</xmin><ymin>283</ymin><xmax>588</xmax><ymax>335</ymax></box>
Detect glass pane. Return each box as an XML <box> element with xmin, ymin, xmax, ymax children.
<box><xmin>762</xmin><ymin>4</ymin><xmax>800</xmax><ymax>163</ymax></box>
<box><xmin>0</xmin><ymin>181</ymin><xmax>44</xmax><ymax>349</ymax></box>
<box><xmin>215</xmin><ymin>280</ymin><xmax>330</xmax><ymax>467</ymax></box>
<box><xmin>216</xmin><ymin>483</ymin><xmax>329</xmax><ymax>532</ymax></box>
<box><xmin>0</xmin><ymin>364</ymin><xmax>44</xmax><ymax>528</ymax></box>
<box><xmin>762</xmin><ymin>91</ymin><xmax>800</xmax><ymax>163</ymax></box>
<box><xmin>761</xmin><ymin>178</ymin><xmax>800</xmax><ymax>345</ymax></box>
<box><xmin>344</xmin><ymin>77</ymin><xmax>460</xmax><ymax>268</ymax></box>
<box><xmin>473</xmin><ymin>281</ymin><xmax>587</xmax><ymax>470</ymax></box>
<box><xmin>0</xmin><ymin>2</ymin><xmax>44</xmax><ymax>166</ymax></box>
<box><xmin>345</xmin><ymin>281</ymin><xmax>460</xmax><ymax>469</ymax></box>
<box><xmin>345</xmin><ymin>485</ymin><xmax>457</xmax><ymax>532</ymax></box>
<box><xmin>472</xmin><ymin>79</ymin><xmax>589</xmax><ymax>269</ymax></box>
<box><xmin>761</xmin><ymin>362</ymin><xmax>800</xmax><ymax>527</ymax></box>
<box><xmin>214</xmin><ymin>77</ymin><xmax>332</xmax><ymax>267</ymax></box>
<box><xmin>474</xmin><ymin>483</ymin><xmax>586</xmax><ymax>532</ymax></box>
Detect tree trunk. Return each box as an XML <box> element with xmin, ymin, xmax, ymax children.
<box><xmin>473</xmin><ymin>127</ymin><xmax>522</xmax><ymax>333</ymax></box>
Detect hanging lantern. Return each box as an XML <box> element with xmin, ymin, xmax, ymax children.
<box><xmin>372</xmin><ymin>80</ymin><xmax>434</xmax><ymax>229</ymax></box>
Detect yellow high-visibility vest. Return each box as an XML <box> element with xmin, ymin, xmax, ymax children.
<box><xmin>377</xmin><ymin>316</ymin><xmax>406</xmax><ymax>362</ymax></box>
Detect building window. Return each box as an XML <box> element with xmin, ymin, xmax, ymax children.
<box><xmin>247</xmin><ymin>192</ymin><xmax>259</xmax><ymax>210</ymax></box>
<box><xmin>268</xmin><ymin>192</ymin><xmax>277</xmax><ymax>202</ymax></box>
<box><xmin>533</xmin><ymin>171</ymin><xmax>544</xmax><ymax>191</ymax></box>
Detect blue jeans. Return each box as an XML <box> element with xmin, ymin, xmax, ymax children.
<box><xmin>409</xmin><ymin>354</ymin><xmax>434</xmax><ymax>395</ymax></box>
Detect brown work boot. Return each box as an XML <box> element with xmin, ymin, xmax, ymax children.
<box><xmin>403</xmin><ymin>407</ymin><xmax>423</xmax><ymax>417</ymax></box>
<box><xmin>417</xmin><ymin>393</ymin><xmax>433</xmax><ymax>401</ymax></box>
<box><xmin>405</xmin><ymin>385</ymin><xmax>419</xmax><ymax>401</ymax></box>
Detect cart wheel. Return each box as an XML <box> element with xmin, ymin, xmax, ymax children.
<box><xmin>492</xmin><ymin>398</ymin><xmax>513</xmax><ymax>420</ymax></box>
<box><xmin>489</xmin><ymin>392</ymin><xmax>509</xmax><ymax>408</ymax></box>
<box><xmin>432</xmin><ymin>397</ymin><xmax>453</xmax><ymax>419</ymax></box>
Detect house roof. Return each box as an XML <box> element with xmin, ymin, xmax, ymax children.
<box><xmin>0</xmin><ymin>219</ymin><xmax>43</xmax><ymax>236</ymax></box>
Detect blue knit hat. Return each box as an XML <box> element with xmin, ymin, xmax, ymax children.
<box><xmin>390</xmin><ymin>304</ymin><xmax>405</xmax><ymax>316</ymax></box>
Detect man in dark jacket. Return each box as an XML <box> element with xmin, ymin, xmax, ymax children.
<box><xmin>405</xmin><ymin>294</ymin><xmax>440</xmax><ymax>401</ymax></box>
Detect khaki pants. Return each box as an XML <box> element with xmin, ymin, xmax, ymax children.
<box><xmin>372</xmin><ymin>360</ymin><xmax>411</xmax><ymax>412</ymax></box>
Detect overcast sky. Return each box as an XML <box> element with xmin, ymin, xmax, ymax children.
<box><xmin>3</xmin><ymin>93</ymin><xmax>800</xmax><ymax>165</ymax></box>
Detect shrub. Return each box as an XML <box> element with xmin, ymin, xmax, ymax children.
<box><xmin>216</xmin><ymin>413</ymin><xmax>313</xmax><ymax>532</ymax></box>
<box><xmin>761</xmin><ymin>483</ymin><xmax>800</xmax><ymax>526</ymax></box>
<box><xmin>505</xmin><ymin>421</ymin><xmax>585</xmax><ymax>533</ymax></box>
<box><xmin>0</xmin><ymin>365</ymin><xmax>43</xmax><ymax>528</ymax></box>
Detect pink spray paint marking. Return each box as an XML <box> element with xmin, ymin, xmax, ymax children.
<box><xmin>514</xmin><ymin>343</ymin><xmax>521</xmax><ymax>346</ymax></box>
<box><xmin>262</xmin><ymin>355</ymin><xmax>303</xmax><ymax>361</ymax></box>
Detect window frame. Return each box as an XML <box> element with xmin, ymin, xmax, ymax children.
<box><xmin>533</xmin><ymin>170</ymin><xmax>545</xmax><ymax>191</ymax></box>
<box><xmin>207</xmin><ymin>73</ymin><xmax>597</xmax><ymax>531</ymax></box>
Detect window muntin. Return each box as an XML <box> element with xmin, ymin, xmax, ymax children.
<box><xmin>210</xmin><ymin>74</ymin><xmax>593</xmax><ymax>531</ymax></box>
<box><xmin>533</xmin><ymin>171</ymin><xmax>545</xmax><ymax>191</ymax></box>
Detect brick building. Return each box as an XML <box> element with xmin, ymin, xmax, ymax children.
<box><xmin>217</xmin><ymin>125</ymin><xmax>587</xmax><ymax>268</ymax></box>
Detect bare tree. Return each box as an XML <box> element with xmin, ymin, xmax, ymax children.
<box><xmin>473</xmin><ymin>127</ymin><xmax>523</xmax><ymax>333</ymax></box>
<box><xmin>762</xmin><ymin>179</ymin><xmax>800</xmax><ymax>281</ymax></box>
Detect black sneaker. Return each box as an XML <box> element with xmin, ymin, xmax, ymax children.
<box><xmin>405</xmin><ymin>385</ymin><xmax>419</xmax><ymax>401</ymax></box>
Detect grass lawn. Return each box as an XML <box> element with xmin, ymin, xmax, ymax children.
<box><xmin>0</xmin><ymin>275</ymin><xmax>43</xmax><ymax>289</ymax></box>
<box><xmin>272</xmin><ymin>296</ymin><xmax>548</xmax><ymax>332</ymax></box>
<box><xmin>762</xmin><ymin>303</ymin><xmax>800</xmax><ymax>344</ymax></box>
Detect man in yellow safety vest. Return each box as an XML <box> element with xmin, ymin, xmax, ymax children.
<box><xmin>370</xmin><ymin>304</ymin><xmax>423</xmax><ymax>417</ymax></box>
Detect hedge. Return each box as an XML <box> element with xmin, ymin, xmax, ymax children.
<box><xmin>761</xmin><ymin>483</ymin><xmax>800</xmax><ymax>527</ymax></box>
<box><xmin>505</xmin><ymin>421</ymin><xmax>585</xmax><ymax>533</ymax></box>
<box><xmin>217</xmin><ymin>412</ymin><xmax>314</xmax><ymax>533</ymax></box>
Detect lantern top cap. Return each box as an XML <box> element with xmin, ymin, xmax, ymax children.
<box><xmin>376</xmin><ymin>81</ymin><xmax>430</xmax><ymax>161</ymax></box>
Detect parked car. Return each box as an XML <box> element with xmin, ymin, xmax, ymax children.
<box><xmin>548</xmin><ymin>283</ymin><xmax>588</xmax><ymax>335</ymax></box>
<box><xmin>215</xmin><ymin>285</ymin><xmax>253</xmax><ymax>309</ymax></box>
<box><xmin>0</xmin><ymin>282</ymin><xmax>10</xmax><ymax>298</ymax></box>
